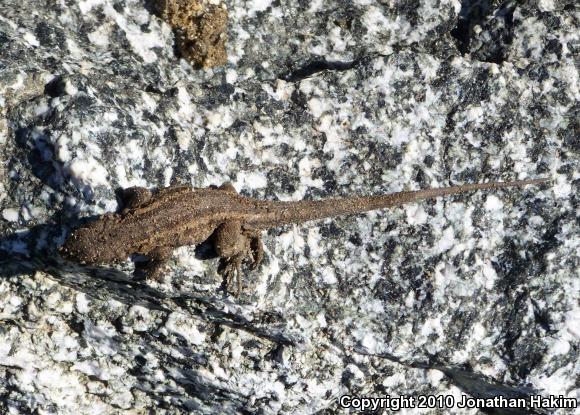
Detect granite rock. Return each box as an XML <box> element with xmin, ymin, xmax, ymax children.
<box><xmin>0</xmin><ymin>0</ymin><xmax>578</xmax><ymax>414</ymax></box>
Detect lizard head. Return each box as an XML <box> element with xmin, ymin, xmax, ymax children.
<box><xmin>59</xmin><ymin>215</ymin><xmax>125</xmax><ymax>264</ymax></box>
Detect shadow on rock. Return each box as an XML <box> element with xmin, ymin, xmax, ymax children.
<box><xmin>0</xmin><ymin>222</ymin><xmax>302</xmax><ymax>348</ymax></box>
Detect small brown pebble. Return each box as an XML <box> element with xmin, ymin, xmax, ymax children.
<box><xmin>158</xmin><ymin>0</ymin><xmax>228</xmax><ymax>68</ymax></box>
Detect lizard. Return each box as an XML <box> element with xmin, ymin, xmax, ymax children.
<box><xmin>59</xmin><ymin>178</ymin><xmax>548</xmax><ymax>295</ymax></box>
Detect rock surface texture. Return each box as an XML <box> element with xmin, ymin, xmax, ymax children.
<box><xmin>0</xmin><ymin>0</ymin><xmax>578</xmax><ymax>414</ymax></box>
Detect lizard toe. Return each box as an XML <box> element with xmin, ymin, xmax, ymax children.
<box><xmin>219</xmin><ymin>255</ymin><xmax>244</xmax><ymax>296</ymax></box>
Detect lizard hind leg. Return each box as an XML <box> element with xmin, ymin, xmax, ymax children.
<box><xmin>213</xmin><ymin>220</ymin><xmax>255</xmax><ymax>296</ymax></box>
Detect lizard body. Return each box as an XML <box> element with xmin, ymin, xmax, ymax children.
<box><xmin>60</xmin><ymin>178</ymin><xmax>548</xmax><ymax>294</ymax></box>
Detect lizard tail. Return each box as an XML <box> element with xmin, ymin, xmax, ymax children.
<box><xmin>252</xmin><ymin>177</ymin><xmax>549</xmax><ymax>228</ymax></box>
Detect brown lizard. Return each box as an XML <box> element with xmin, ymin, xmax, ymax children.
<box><xmin>59</xmin><ymin>178</ymin><xmax>548</xmax><ymax>295</ymax></box>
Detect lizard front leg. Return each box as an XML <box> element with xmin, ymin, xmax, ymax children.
<box><xmin>213</xmin><ymin>221</ymin><xmax>263</xmax><ymax>296</ymax></box>
<box><xmin>135</xmin><ymin>246</ymin><xmax>173</xmax><ymax>280</ymax></box>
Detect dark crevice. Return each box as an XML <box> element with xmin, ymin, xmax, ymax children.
<box><xmin>278</xmin><ymin>57</ymin><xmax>367</xmax><ymax>82</ymax></box>
<box><xmin>44</xmin><ymin>75</ymin><xmax>66</xmax><ymax>97</ymax></box>
<box><xmin>450</xmin><ymin>0</ymin><xmax>516</xmax><ymax>63</ymax></box>
<box><xmin>451</xmin><ymin>15</ymin><xmax>471</xmax><ymax>54</ymax></box>
<box><xmin>451</xmin><ymin>0</ymin><xmax>495</xmax><ymax>53</ymax></box>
